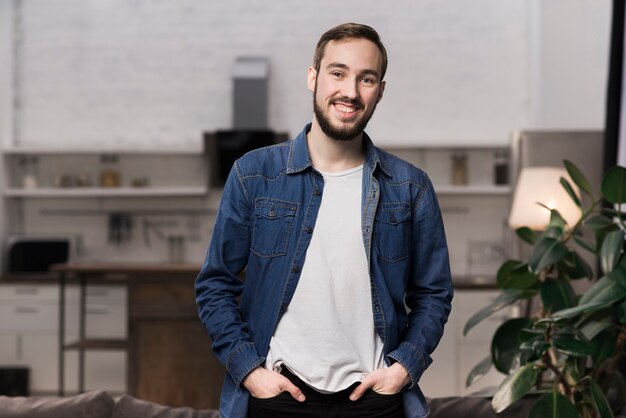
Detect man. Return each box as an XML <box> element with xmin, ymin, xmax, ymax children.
<box><xmin>196</xmin><ymin>23</ymin><xmax>453</xmax><ymax>418</ymax></box>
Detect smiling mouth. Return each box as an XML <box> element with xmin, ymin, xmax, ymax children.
<box><xmin>333</xmin><ymin>102</ymin><xmax>361</xmax><ymax>117</ymax></box>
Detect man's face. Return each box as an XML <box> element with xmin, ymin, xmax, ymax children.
<box><xmin>308</xmin><ymin>38</ymin><xmax>386</xmax><ymax>141</ymax></box>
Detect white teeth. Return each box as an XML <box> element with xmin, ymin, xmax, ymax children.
<box><xmin>335</xmin><ymin>104</ymin><xmax>356</xmax><ymax>113</ymax></box>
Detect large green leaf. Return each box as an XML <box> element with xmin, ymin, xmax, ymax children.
<box><xmin>529</xmin><ymin>238</ymin><xmax>568</xmax><ymax>274</ymax></box>
<box><xmin>463</xmin><ymin>289</ymin><xmax>533</xmax><ymax>336</ymax></box>
<box><xmin>590</xmin><ymin>330</ymin><xmax>616</xmax><ymax>367</ymax></box>
<box><xmin>579</xmin><ymin>316</ymin><xmax>612</xmax><ymax>340</ymax></box>
<box><xmin>519</xmin><ymin>334</ymin><xmax>549</xmax><ymax>363</ymax></box>
<box><xmin>528</xmin><ymin>389</ymin><xmax>581</xmax><ymax>418</ymax></box>
<box><xmin>573</xmin><ymin>234</ymin><xmax>596</xmax><ymax>254</ymax></box>
<box><xmin>540</xmin><ymin>278</ymin><xmax>576</xmax><ymax>313</ymax></box>
<box><xmin>602</xmin><ymin>166</ymin><xmax>626</xmax><ymax>204</ymax></box>
<box><xmin>590</xmin><ymin>379</ymin><xmax>614</xmax><ymax>418</ymax></box>
<box><xmin>559</xmin><ymin>251</ymin><xmax>594</xmax><ymax>280</ymax></box>
<box><xmin>553</xmin><ymin>336</ymin><xmax>594</xmax><ymax>357</ymax></box>
<box><xmin>560</xmin><ymin>177</ymin><xmax>582</xmax><ymax>208</ymax></box>
<box><xmin>585</xmin><ymin>214</ymin><xmax>617</xmax><ymax>232</ymax></box>
<box><xmin>497</xmin><ymin>261</ymin><xmax>539</xmax><ymax>289</ymax></box>
<box><xmin>600</xmin><ymin>230</ymin><xmax>624</xmax><ymax>274</ymax></box>
<box><xmin>491</xmin><ymin>318</ymin><xmax>533</xmax><ymax>373</ymax></box>
<box><xmin>610</xmin><ymin>261</ymin><xmax>626</xmax><ymax>289</ymax></box>
<box><xmin>516</xmin><ymin>227</ymin><xmax>538</xmax><ymax>245</ymax></box>
<box><xmin>565</xmin><ymin>160</ymin><xmax>592</xmax><ymax>197</ymax></box>
<box><xmin>551</xmin><ymin>301</ymin><xmax>613</xmax><ymax>321</ymax></box>
<box><xmin>466</xmin><ymin>354</ymin><xmax>492</xmax><ymax>388</ymax></box>
<box><xmin>492</xmin><ymin>364</ymin><xmax>539</xmax><ymax>413</ymax></box>
<box><xmin>579</xmin><ymin>276</ymin><xmax>626</xmax><ymax>306</ymax></box>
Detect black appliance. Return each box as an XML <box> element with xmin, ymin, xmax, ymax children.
<box><xmin>4</xmin><ymin>236</ymin><xmax>73</xmax><ymax>276</ymax></box>
<box><xmin>205</xmin><ymin>130</ymin><xmax>276</xmax><ymax>187</ymax></box>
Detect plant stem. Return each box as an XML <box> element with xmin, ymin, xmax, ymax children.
<box><xmin>543</xmin><ymin>346</ymin><xmax>572</xmax><ymax>397</ymax></box>
<box><xmin>562</xmin><ymin>198</ymin><xmax>603</xmax><ymax>243</ymax></box>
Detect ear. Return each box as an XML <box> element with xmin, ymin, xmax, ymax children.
<box><xmin>307</xmin><ymin>67</ymin><xmax>317</xmax><ymax>92</ymax></box>
<box><xmin>376</xmin><ymin>81</ymin><xmax>386</xmax><ymax>103</ymax></box>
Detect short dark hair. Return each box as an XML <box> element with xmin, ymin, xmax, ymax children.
<box><xmin>313</xmin><ymin>23</ymin><xmax>388</xmax><ymax>81</ymax></box>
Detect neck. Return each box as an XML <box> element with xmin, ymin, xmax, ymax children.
<box><xmin>307</xmin><ymin>118</ymin><xmax>365</xmax><ymax>173</ymax></box>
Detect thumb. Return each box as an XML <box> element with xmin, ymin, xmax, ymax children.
<box><xmin>350</xmin><ymin>377</ymin><xmax>374</xmax><ymax>401</ymax></box>
<box><xmin>281</xmin><ymin>378</ymin><xmax>306</xmax><ymax>402</ymax></box>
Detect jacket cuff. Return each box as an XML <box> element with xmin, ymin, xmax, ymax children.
<box><xmin>386</xmin><ymin>342</ymin><xmax>432</xmax><ymax>389</ymax></box>
<box><xmin>225</xmin><ymin>342</ymin><xmax>265</xmax><ymax>387</ymax></box>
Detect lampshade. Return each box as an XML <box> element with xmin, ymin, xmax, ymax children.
<box><xmin>508</xmin><ymin>167</ymin><xmax>581</xmax><ymax>230</ymax></box>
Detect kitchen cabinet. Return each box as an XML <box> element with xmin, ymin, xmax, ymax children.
<box><xmin>419</xmin><ymin>288</ymin><xmax>520</xmax><ymax>398</ymax></box>
<box><xmin>51</xmin><ymin>263</ymin><xmax>224</xmax><ymax>410</ymax></box>
<box><xmin>0</xmin><ymin>282</ymin><xmax>127</xmax><ymax>395</ymax></box>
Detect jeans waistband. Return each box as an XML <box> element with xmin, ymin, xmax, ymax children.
<box><xmin>279</xmin><ymin>368</ymin><xmax>360</xmax><ymax>401</ymax></box>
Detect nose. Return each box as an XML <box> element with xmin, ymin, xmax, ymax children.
<box><xmin>340</xmin><ymin>79</ymin><xmax>359</xmax><ymax>100</ymax></box>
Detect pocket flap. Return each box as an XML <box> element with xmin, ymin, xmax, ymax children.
<box><xmin>254</xmin><ymin>199</ymin><xmax>298</xmax><ymax>220</ymax></box>
<box><xmin>375</xmin><ymin>203</ymin><xmax>411</xmax><ymax>224</ymax></box>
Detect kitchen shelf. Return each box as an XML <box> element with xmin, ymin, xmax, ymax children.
<box><xmin>3</xmin><ymin>186</ymin><xmax>208</xmax><ymax>198</ymax></box>
<box><xmin>63</xmin><ymin>338</ymin><xmax>128</xmax><ymax>350</ymax></box>
<box><xmin>434</xmin><ymin>185</ymin><xmax>511</xmax><ymax>195</ymax></box>
<box><xmin>1</xmin><ymin>146</ymin><xmax>203</xmax><ymax>155</ymax></box>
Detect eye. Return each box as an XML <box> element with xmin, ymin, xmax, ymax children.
<box><xmin>361</xmin><ymin>76</ymin><xmax>376</xmax><ymax>85</ymax></box>
<box><xmin>331</xmin><ymin>71</ymin><xmax>343</xmax><ymax>78</ymax></box>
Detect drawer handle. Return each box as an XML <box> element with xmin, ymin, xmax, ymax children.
<box><xmin>86</xmin><ymin>307</ymin><xmax>108</xmax><ymax>315</ymax></box>
<box><xmin>15</xmin><ymin>287</ymin><xmax>38</xmax><ymax>295</ymax></box>
<box><xmin>15</xmin><ymin>306</ymin><xmax>39</xmax><ymax>314</ymax></box>
<box><xmin>87</xmin><ymin>289</ymin><xmax>109</xmax><ymax>297</ymax></box>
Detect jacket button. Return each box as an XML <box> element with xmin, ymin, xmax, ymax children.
<box><xmin>304</xmin><ymin>226</ymin><xmax>313</xmax><ymax>234</ymax></box>
<box><xmin>268</xmin><ymin>210</ymin><xmax>275</xmax><ymax>218</ymax></box>
<box><xmin>292</xmin><ymin>265</ymin><xmax>301</xmax><ymax>273</ymax></box>
<box><xmin>313</xmin><ymin>189</ymin><xmax>321</xmax><ymax>196</ymax></box>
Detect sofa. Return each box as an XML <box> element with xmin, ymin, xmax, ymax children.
<box><xmin>1</xmin><ymin>391</ymin><xmax>623</xmax><ymax>417</ymax></box>
<box><xmin>0</xmin><ymin>391</ymin><xmax>219</xmax><ymax>418</ymax></box>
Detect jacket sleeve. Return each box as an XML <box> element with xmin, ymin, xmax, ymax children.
<box><xmin>386</xmin><ymin>175</ymin><xmax>453</xmax><ymax>388</ymax></box>
<box><xmin>195</xmin><ymin>162</ymin><xmax>265</xmax><ymax>387</ymax></box>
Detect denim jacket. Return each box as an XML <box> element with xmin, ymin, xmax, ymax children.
<box><xmin>196</xmin><ymin>124</ymin><xmax>453</xmax><ymax>418</ymax></box>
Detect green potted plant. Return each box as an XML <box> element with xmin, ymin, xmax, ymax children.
<box><xmin>464</xmin><ymin>160</ymin><xmax>626</xmax><ymax>418</ymax></box>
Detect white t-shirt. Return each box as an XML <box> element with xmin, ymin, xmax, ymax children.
<box><xmin>265</xmin><ymin>164</ymin><xmax>385</xmax><ymax>393</ymax></box>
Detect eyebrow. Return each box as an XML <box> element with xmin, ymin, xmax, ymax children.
<box><xmin>325</xmin><ymin>62</ymin><xmax>380</xmax><ymax>79</ymax></box>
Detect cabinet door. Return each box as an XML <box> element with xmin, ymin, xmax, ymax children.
<box><xmin>85</xmin><ymin>351</ymin><xmax>126</xmax><ymax>392</ymax></box>
<box><xmin>62</xmin><ymin>337</ymin><xmax>126</xmax><ymax>393</ymax></box>
<box><xmin>19</xmin><ymin>334</ymin><xmax>58</xmax><ymax>392</ymax></box>
<box><xmin>0</xmin><ymin>334</ymin><xmax>18</xmax><ymax>364</ymax></box>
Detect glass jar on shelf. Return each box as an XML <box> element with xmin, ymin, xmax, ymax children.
<box><xmin>99</xmin><ymin>154</ymin><xmax>121</xmax><ymax>187</ymax></box>
<box><xmin>451</xmin><ymin>151</ymin><xmax>468</xmax><ymax>185</ymax></box>
<box><xmin>19</xmin><ymin>155</ymin><xmax>40</xmax><ymax>189</ymax></box>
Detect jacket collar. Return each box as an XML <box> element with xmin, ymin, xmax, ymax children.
<box><xmin>286</xmin><ymin>123</ymin><xmax>391</xmax><ymax>177</ymax></box>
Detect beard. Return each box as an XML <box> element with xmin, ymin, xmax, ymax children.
<box><xmin>313</xmin><ymin>81</ymin><xmax>378</xmax><ymax>142</ymax></box>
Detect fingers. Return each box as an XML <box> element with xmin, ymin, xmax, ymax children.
<box><xmin>349</xmin><ymin>376</ymin><xmax>374</xmax><ymax>401</ymax></box>
<box><xmin>280</xmin><ymin>377</ymin><xmax>306</xmax><ymax>402</ymax></box>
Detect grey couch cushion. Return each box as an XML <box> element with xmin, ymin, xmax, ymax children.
<box><xmin>429</xmin><ymin>396</ymin><xmax>536</xmax><ymax>418</ymax></box>
<box><xmin>0</xmin><ymin>390</ymin><xmax>114</xmax><ymax>418</ymax></box>
<box><xmin>112</xmin><ymin>395</ymin><xmax>219</xmax><ymax>418</ymax></box>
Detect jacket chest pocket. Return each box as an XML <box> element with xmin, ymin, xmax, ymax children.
<box><xmin>251</xmin><ymin>198</ymin><xmax>299</xmax><ymax>258</ymax></box>
<box><xmin>374</xmin><ymin>203</ymin><xmax>411</xmax><ymax>263</ymax></box>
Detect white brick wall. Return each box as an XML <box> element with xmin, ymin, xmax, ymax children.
<box><xmin>10</xmin><ymin>0</ymin><xmax>536</xmax><ymax>148</ymax></box>
<box><xmin>0</xmin><ymin>0</ymin><xmax>613</xmax><ymax>270</ymax></box>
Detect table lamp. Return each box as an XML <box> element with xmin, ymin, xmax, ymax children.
<box><xmin>508</xmin><ymin>167</ymin><xmax>581</xmax><ymax>230</ymax></box>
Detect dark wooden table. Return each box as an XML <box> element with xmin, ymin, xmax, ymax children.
<box><xmin>51</xmin><ymin>263</ymin><xmax>225</xmax><ymax>409</ymax></box>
